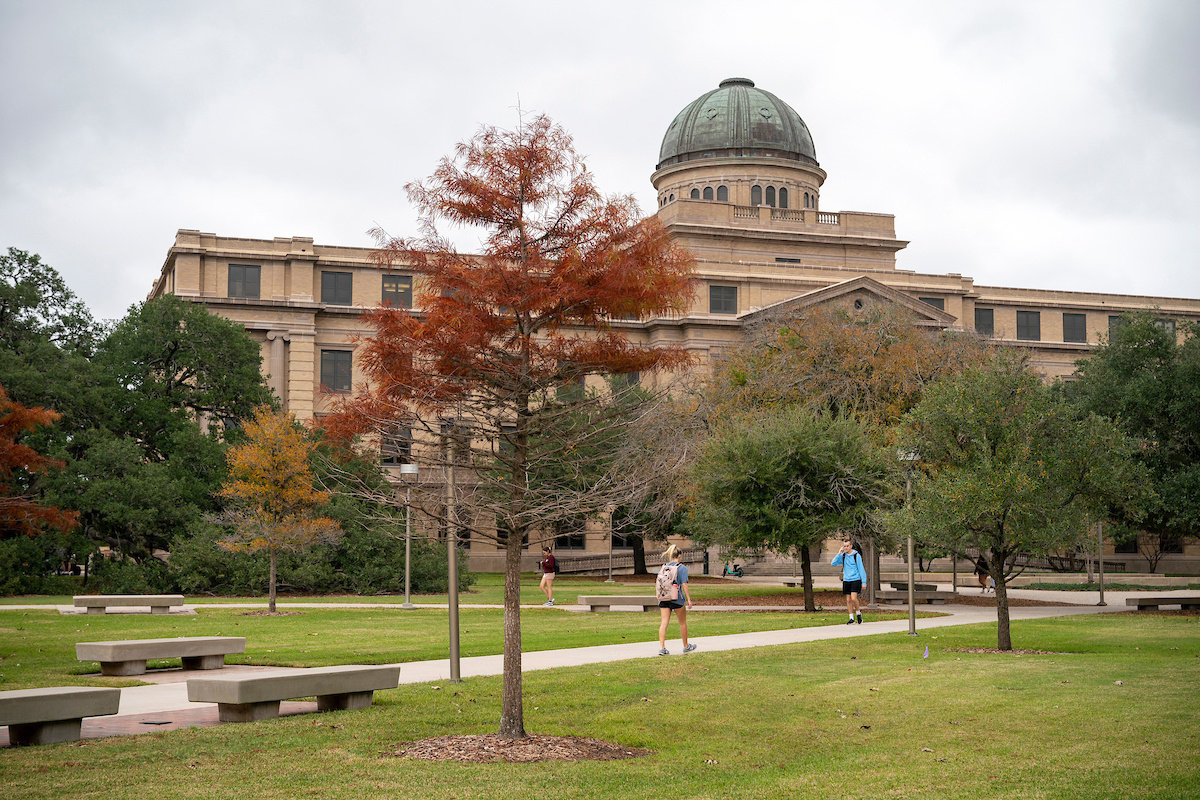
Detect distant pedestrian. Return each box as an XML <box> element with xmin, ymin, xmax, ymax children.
<box><xmin>656</xmin><ymin>544</ymin><xmax>695</xmax><ymax>655</ymax></box>
<box><xmin>539</xmin><ymin>546</ymin><xmax>557</xmax><ymax>606</ymax></box>
<box><xmin>974</xmin><ymin>555</ymin><xmax>990</xmax><ymax>594</ymax></box>
<box><xmin>832</xmin><ymin>540</ymin><xmax>867</xmax><ymax>624</ymax></box>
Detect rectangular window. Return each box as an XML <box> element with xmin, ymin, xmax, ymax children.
<box><xmin>319</xmin><ymin>350</ymin><xmax>352</xmax><ymax>392</ymax></box>
<box><xmin>1155</xmin><ymin>318</ymin><xmax>1176</xmax><ymax>338</ymax></box>
<box><xmin>1016</xmin><ymin>310</ymin><xmax>1041</xmax><ymax>341</ymax></box>
<box><xmin>1108</xmin><ymin>315</ymin><xmax>1127</xmax><ymax>338</ymax></box>
<box><xmin>1160</xmin><ymin>533</ymin><xmax>1184</xmax><ymax>554</ymax></box>
<box><xmin>553</xmin><ymin>517</ymin><xmax>587</xmax><ymax>550</ymax></box>
<box><xmin>1063</xmin><ymin>313</ymin><xmax>1087</xmax><ymax>343</ymax></box>
<box><xmin>1114</xmin><ymin>536</ymin><xmax>1138</xmax><ymax>554</ymax></box>
<box><xmin>321</xmin><ymin>271</ymin><xmax>353</xmax><ymax>306</ymax></box>
<box><xmin>380</xmin><ymin>426</ymin><xmax>411</xmax><ymax>465</ymax></box>
<box><xmin>228</xmin><ymin>264</ymin><xmax>261</xmax><ymax>299</ymax></box>
<box><xmin>381</xmin><ymin>274</ymin><xmax>412</xmax><ymax>309</ymax></box>
<box><xmin>710</xmin><ymin>285</ymin><xmax>737</xmax><ymax>315</ymax></box>
<box><xmin>919</xmin><ymin>297</ymin><xmax>945</xmax><ymax>311</ymax></box>
<box><xmin>974</xmin><ymin>307</ymin><xmax>994</xmax><ymax>336</ymax></box>
<box><xmin>611</xmin><ymin>372</ymin><xmax>639</xmax><ymax>391</ymax></box>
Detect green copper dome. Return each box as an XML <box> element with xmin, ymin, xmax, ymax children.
<box><xmin>657</xmin><ymin>78</ymin><xmax>818</xmax><ymax>170</ymax></box>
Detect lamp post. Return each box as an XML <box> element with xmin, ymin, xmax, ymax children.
<box><xmin>1097</xmin><ymin>521</ymin><xmax>1107</xmax><ymax>607</ymax></box>
<box><xmin>898</xmin><ymin>450</ymin><xmax>920</xmax><ymax>636</ymax></box>
<box><xmin>605</xmin><ymin>527</ymin><xmax>616</xmax><ymax>583</ymax></box>
<box><xmin>399</xmin><ymin>463</ymin><xmax>418</xmax><ymax>609</ymax></box>
<box><xmin>446</xmin><ymin>455</ymin><xmax>461</xmax><ymax>683</ymax></box>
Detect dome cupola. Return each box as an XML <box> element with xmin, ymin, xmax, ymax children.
<box><xmin>656</xmin><ymin>78</ymin><xmax>818</xmax><ymax>170</ymax></box>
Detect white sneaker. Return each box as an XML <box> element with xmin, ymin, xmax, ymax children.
<box><xmin>658</xmin><ymin>648</ymin><xmax>669</xmax><ymax>656</ymax></box>
<box><xmin>543</xmin><ymin>600</ymin><xmax>554</xmax><ymax>606</ymax></box>
<box><xmin>683</xmin><ymin>643</ymin><xmax>697</xmax><ymax>654</ymax></box>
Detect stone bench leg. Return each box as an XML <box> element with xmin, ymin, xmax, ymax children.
<box><xmin>181</xmin><ymin>654</ymin><xmax>227</xmax><ymax>670</ymax></box>
<box><xmin>1137</xmin><ymin>604</ymin><xmax>1159</xmax><ymax>611</ymax></box>
<box><xmin>150</xmin><ymin>606</ymin><xmax>169</xmax><ymax>615</ymax></box>
<box><xmin>1182</xmin><ymin>603</ymin><xmax>1199</xmax><ymax>610</ymax></box>
<box><xmin>8</xmin><ymin>719</ymin><xmax>83</xmax><ymax>746</ymax></box>
<box><xmin>86</xmin><ymin>607</ymin><xmax>106</xmax><ymax>615</ymax></box>
<box><xmin>216</xmin><ymin>701</ymin><xmax>280</xmax><ymax>723</ymax></box>
<box><xmin>100</xmin><ymin>660</ymin><xmax>147</xmax><ymax>676</ymax></box>
<box><xmin>317</xmin><ymin>691</ymin><xmax>374</xmax><ymax>712</ymax></box>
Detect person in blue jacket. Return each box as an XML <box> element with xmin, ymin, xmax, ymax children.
<box><xmin>832</xmin><ymin>540</ymin><xmax>867</xmax><ymax>624</ymax></box>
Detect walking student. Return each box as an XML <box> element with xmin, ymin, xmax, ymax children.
<box><xmin>656</xmin><ymin>544</ymin><xmax>695</xmax><ymax>655</ymax></box>
<box><xmin>539</xmin><ymin>546</ymin><xmax>557</xmax><ymax>606</ymax></box>
<box><xmin>832</xmin><ymin>540</ymin><xmax>867</xmax><ymax>624</ymax></box>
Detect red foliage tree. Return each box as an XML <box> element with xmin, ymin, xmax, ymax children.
<box><xmin>327</xmin><ymin>116</ymin><xmax>694</xmax><ymax>739</ymax></box>
<box><xmin>0</xmin><ymin>385</ymin><xmax>78</xmax><ymax>537</ymax></box>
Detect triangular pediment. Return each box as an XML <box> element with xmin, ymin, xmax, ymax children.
<box><xmin>741</xmin><ymin>275</ymin><xmax>957</xmax><ymax>328</ymax></box>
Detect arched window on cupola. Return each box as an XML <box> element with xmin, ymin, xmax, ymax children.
<box><xmin>717</xmin><ymin>185</ymin><xmax>728</xmax><ymax>202</ymax></box>
<box><xmin>690</xmin><ymin>188</ymin><xmax>700</xmax><ymax>199</ymax></box>
<box><xmin>765</xmin><ymin>186</ymin><xmax>776</xmax><ymax>207</ymax></box>
<box><xmin>703</xmin><ymin>186</ymin><xmax>713</xmax><ymax>200</ymax></box>
<box><xmin>803</xmin><ymin>191</ymin><xmax>810</xmax><ymax>208</ymax></box>
<box><xmin>751</xmin><ymin>185</ymin><xmax>762</xmax><ymax>206</ymax></box>
<box><xmin>778</xmin><ymin>188</ymin><xmax>788</xmax><ymax>209</ymax></box>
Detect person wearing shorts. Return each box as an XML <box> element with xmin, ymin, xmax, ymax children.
<box><xmin>539</xmin><ymin>546</ymin><xmax>556</xmax><ymax>606</ymax></box>
<box><xmin>832</xmin><ymin>540</ymin><xmax>867</xmax><ymax>624</ymax></box>
<box><xmin>657</xmin><ymin>544</ymin><xmax>695</xmax><ymax>655</ymax></box>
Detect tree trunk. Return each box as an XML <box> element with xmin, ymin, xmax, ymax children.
<box><xmin>497</xmin><ymin>522</ymin><xmax>527</xmax><ymax>739</ymax></box>
<box><xmin>268</xmin><ymin>549</ymin><xmax>278</xmax><ymax>614</ymax></box>
<box><xmin>631</xmin><ymin>535</ymin><xmax>647</xmax><ymax>575</ymax></box>
<box><xmin>800</xmin><ymin>544</ymin><xmax>815</xmax><ymax>612</ymax></box>
<box><xmin>993</xmin><ymin>558</ymin><xmax>1012</xmax><ymax>650</ymax></box>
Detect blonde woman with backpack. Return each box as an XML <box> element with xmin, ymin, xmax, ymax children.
<box><xmin>655</xmin><ymin>544</ymin><xmax>695</xmax><ymax>656</ymax></box>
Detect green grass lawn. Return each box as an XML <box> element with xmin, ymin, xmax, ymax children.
<box><xmin>0</xmin><ymin>573</ymin><xmax>835</xmax><ymax>607</ymax></box>
<box><xmin>0</xmin><ymin>613</ymin><xmax>1196</xmax><ymax>799</ymax></box>
<box><xmin>0</xmin><ymin>604</ymin><xmax>920</xmax><ymax>690</ymax></box>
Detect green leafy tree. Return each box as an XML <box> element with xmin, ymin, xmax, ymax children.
<box><xmin>1066</xmin><ymin>313</ymin><xmax>1200</xmax><ymax>567</ymax></box>
<box><xmin>689</xmin><ymin>408</ymin><xmax>894</xmax><ymax>610</ymax></box>
<box><xmin>890</xmin><ymin>355</ymin><xmax>1149</xmax><ymax>650</ymax></box>
<box><xmin>0</xmin><ymin>247</ymin><xmax>98</xmax><ymax>352</ymax></box>
<box><xmin>218</xmin><ymin>406</ymin><xmax>341</xmax><ymax>612</ymax></box>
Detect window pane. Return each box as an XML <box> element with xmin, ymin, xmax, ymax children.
<box><xmin>1154</xmin><ymin>318</ymin><xmax>1176</xmax><ymax>338</ymax></box>
<box><xmin>690</xmin><ymin>188</ymin><xmax>700</xmax><ymax>199</ymax></box>
<box><xmin>320</xmin><ymin>350</ymin><xmax>352</xmax><ymax>392</ymax></box>
<box><xmin>321</xmin><ymin>271</ymin><xmax>353</xmax><ymax>305</ymax></box>
<box><xmin>751</xmin><ymin>185</ymin><xmax>762</xmax><ymax>205</ymax></box>
<box><xmin>709</xmin><ymin>285</ymin><xmax>737</xmax><ymax>314</ymax></box>
<box><xmin>765</xmin><ymin>186</ymin><xmax>776</xmax><ymax>207</ymax></box>
<box><xmin>1016</xmin><ymin>311</ymin><xmax>1041</xmax><ymax>341</ymax></box>
<box><xmin>1063</xmin><ymin>313</ymin><xmax>1087</xmax><ymax>343</ymax></box>
<box><xmin>380</xmin><ymin>426</ymin><xmax>412</xmax><ymax>465</ymax></box>
<box><xmin>228</xmin><ymin>264</ymin><xmax>260</xmax><ymax>299</ymax></box>
<box><xmin>716</xmin><ymin>185</ymin><xmax>728</xmax><ymax>202</ymax></box>
<box><xmin>919</xmin><ymin>297</ymin><xmax>945</xmax><ymax>311</ymax></box>
<box><xmin>778</xmin><ymin>187</ymin><xmax>788</xmax><ymax>208</ymax></box>
<box><xmin>381</xmin><ymin>274</ymin><xmax>412</xmax><ymax>309</ymax></box>
<box><xmin>975</xmin><ymin>308</ymin><xmax>994</xmax><ymax>336</ymax></box>
<box><xmin>702</xmin><ymin>186</ymin><xmax>713</xmax><ymax>200</ymax></box>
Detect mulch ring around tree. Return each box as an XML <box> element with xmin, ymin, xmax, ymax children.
<box><xmin>387</xmin><ymin>734</ymin><xmax>653</xmax><ymax>763</ymax></box>
<box><xmin>945</xmin><ymin>647</ymin><xmax>1070</xmax><ymax>655</ymax></box>
<box><xmin>238</xmin><ymin>610</ymin><xmax>303</xmax><ymax>617</ymax></box>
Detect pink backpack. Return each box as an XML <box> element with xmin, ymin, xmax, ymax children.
<box><xmin>655</xmin><ymin>562</ymin><xmax>680</xmax><ymax>601</ymax></box>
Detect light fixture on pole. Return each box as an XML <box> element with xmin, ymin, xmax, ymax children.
<box><xmin>898</xmin><ymin>450</ymin><xmax>920</xmax><ymax>636</ymax></box>
<box><xmin>399</xmin><ymin>463</ymin><xmax>419</xmax><ymax>609</ymax></box>
<box><xmin>1097</xmin><ymin>521</ymin><xmax>1107</xmax><ymax>607</ymax></box>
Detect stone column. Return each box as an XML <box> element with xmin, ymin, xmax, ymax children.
<box><xmin>266</xmin><ymin>331</ymin><xmax>291</xmax><ymax>411</ymax></box>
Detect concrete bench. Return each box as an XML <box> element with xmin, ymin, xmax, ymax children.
<box><xmin>576</xmin><ymin>595</ymin><xmax>661</xmax><ymax>612</ymax></box>
<box><xmin>1125</xmin><ymin>595</ymin><xmax>1200</xmax><ymax>611</ymax></box>
<box><xmin>73</xmin><ymin>594</ymin><xmax>186</xmax><ymax>615</ymax></box>
<box><xmin>76</xmin><ymin>636</ymin><xmax>246</xmax><ymax>676</ymax></box>
<box><xmin>0</xmin><ymin>687</ymin><xmax>121</xmax><ymax>746</ymax></box>
<box><xmin>889</xmin><ymin>581</ymin><xmax>938</xmax><ymax>592</ymax></box>
<box><xmin>876</xmin><ymin>590</ymin><xmax>957</xmax><ymax>605</ymax></box>
<box><xmin>187</xmin><ymin>664</ymin><xmax>400</xmax><ymax>722</ymax></box>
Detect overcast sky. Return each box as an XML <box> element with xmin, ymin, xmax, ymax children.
<box><xmin>2</xmin><ymin>0</ymin><xmax>1197</xmax><ymax>323</ymax></box>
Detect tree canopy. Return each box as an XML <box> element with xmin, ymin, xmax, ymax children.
<box><xmin>890</xmin><ymin>354</ymin><xmax>1148</xmax><ymax>649</ymax></box>
<box><xmin>0</xmin><ymin>385</ymin><xmax>78</xmax><ymax>538</ymax></box>
<box><xmin>326</xmin><ymin>115</ymin><xmax>694</xmax><ymax>739</ymax></box>
<box><xmin>689</xmin><ymin>408</ymin><xmax>894</xmax><ymax>610</ymax></box>
<box><xmin>1066</xmin><ymin>313</ymin><xmax>1200</xmax><ymax>564</ymax></box>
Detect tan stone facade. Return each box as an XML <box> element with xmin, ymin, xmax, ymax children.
<box><xmin>148</xmin><ymin>84</ymin><xmax>1200</xmax><ymax>574</ymax></box>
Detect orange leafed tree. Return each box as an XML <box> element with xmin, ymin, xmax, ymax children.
<box><xmin>218</xmin><ymin>406</ymin><xmax>341</xmax><ymax>613</ymax></box>
<box><xmin>0</xmin><ymin>385</ymin><xmax>78</xmax><ymax>538</ymax></box>
<box><xmin>326</xmin><ymin>115</ymin><xmax>694</xmax><ymax>739</ymax></box>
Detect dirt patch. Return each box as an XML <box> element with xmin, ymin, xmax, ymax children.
<box><xmin>237</xmin><ymin>610</ymin><xmax>303</xmax><ymax>617</ymax></box>
<box><xmin>388</xmin><ymin>734</ymin><xmax>652</xmax><ymax>763</ymax></box>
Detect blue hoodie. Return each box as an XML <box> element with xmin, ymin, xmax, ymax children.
<box><xmin>831</xmin><ymin>549</ymin><xmax>867</xmax><ymax>583</ymax></box>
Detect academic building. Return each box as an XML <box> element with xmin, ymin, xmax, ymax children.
<box><xmin>148</xmin><ymin>78</ymin><xmax>1200</xmax><ymax>574</ymax></box>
